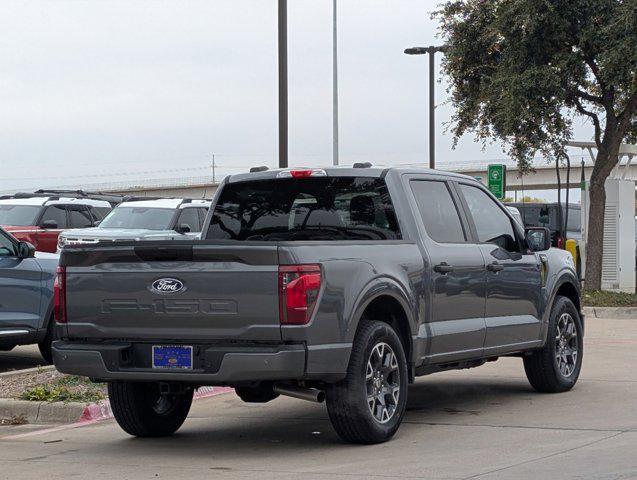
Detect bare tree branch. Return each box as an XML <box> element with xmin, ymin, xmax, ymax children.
<box><xmin>575</xmin><ymin>89</ymin><xmax>603</xmax><ymax>103</ymax></box>
<box><xmin>573</xmin><ymin>97</ymin><xmax>603</xmax><ymax>147</ymax></box>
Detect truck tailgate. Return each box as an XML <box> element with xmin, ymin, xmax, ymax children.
<box><xmin>61</xmin><ymin>243</ymin><xmax>282</xmax><ymax>342</ymax></box>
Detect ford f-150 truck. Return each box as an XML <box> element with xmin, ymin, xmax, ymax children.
<box><xmin>53</xmin><ymin>166</ymin><xmax>583</xmax><ymax>444</ymax></box>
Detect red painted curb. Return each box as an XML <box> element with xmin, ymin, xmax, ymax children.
<box><xmin>78</xmin><ymin>386</ymin><xmax>234</xmax><ymax>423</ymax></box>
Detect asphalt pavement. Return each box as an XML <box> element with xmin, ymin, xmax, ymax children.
<box><xmin>0</xmin><ymin>345</ymin><xmax>46</xmax><ymax>374</ymax></box>
<box><xmin>0</xmin><ymin>316</ymin><xmax>635</xmax><ymax>480</ymax></box>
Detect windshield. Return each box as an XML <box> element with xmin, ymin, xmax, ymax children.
<box><xmin>99</xmin><ymin>207</ymin><xmax>175</xmax><ymax>230</ymax></box>
<box><xmin>0</xmin><ymin>204</ymin><xmax>41</xmax><ymax>226</ymax></box>
<box><xmin>207</xmin><ymin>177</ymin><xmax>401</xmax><ymax>241</ymax></box>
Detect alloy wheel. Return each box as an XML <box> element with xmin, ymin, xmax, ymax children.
<box><xmin>555</xmin><ymin>313</ymin><xmax>579</xmax><ymax>377</ymax></box>
<box><xmin>366</xmin><ymin>342</ymin><xmax>400</xmax><ymax>424</ymax></box>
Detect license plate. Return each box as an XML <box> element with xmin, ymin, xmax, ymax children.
<box><xmin>152</xmin><ymin>345</ymin><xmax>193</xmax><ymax>370</ymax></box>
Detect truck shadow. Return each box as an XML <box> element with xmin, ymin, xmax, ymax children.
<box><xmin>96</xmin><ymin>375</ymin><xmax>537</xmax><ymax>458</ymax></box>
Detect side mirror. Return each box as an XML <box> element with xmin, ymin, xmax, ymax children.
<box><xmin>93</xmin><ymin>220</ymin><xmax>102</xmax><ymax>227</ymax></box>
<box><xmin>177</xmin><ymin>223</ymin><xmax>191</xmax><ymax>234</ymax></box>
<box><xmin>17</xmin><ymin>241</ymin><xmax>36</xmax><ymax>259</ymax></box>
<box><xmin>525</xmin><ymin>227</ymin><xmax>551</xmax><ymax>252</ymax></box>
<box><xmin>41</xmin><ymin>220</ymin><xmax>58</xmax><ymax>229</ymax></box>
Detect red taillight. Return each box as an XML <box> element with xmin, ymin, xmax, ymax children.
<box><xmin>556</xmin><ymin>235</ymin><xmax>564</xmax><ymax>249</ymax></box>
<box><xmin>54</xmin><ymin>266</ymin><xmax>67</xmax><ymax>323</ymax></box>
<box><xmin>278</xmin><ymin>264</ymin><xmax>322</xmax><ymax>325</ymax></box>
<box><xmin>290</xmin><ymin>169</ymin><xmax>313</xmax><ymax>178</ymax></box>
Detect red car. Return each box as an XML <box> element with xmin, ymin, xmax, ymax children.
<box><xmin>0</xmin><ymin>192</ymin><xmax>116</xmax><ymax>253</ymax></box>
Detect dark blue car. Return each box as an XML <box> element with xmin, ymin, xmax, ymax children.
<box><xmin>0</xmin><ymin>226</ymin><xmax>58</xmax><ymax>363</ymax></box>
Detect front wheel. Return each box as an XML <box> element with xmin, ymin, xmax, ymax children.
<box><xmin>108</xmin><ymin>382</ymin><xmax>193</xmax><ymax>437</ymax></box>
<box><xmin>326</xmin><ymin>320</ymin><xmax>408</xmax><ymax>444</ymax></box>
<box><xmin>524</xmin><ymin>296</ymin><xmax>583</xmax><ymax>393</ymax></box>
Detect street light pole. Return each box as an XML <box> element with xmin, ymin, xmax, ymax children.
<box><xmin>278</xmin><ymin>0</ymin><xmax>288</xmax><ymax>169</ymax></box>
<box><xmin>332</xmin><ymin>0</ymin><xmax>339</xmax><ymax>166</ymax></box>
<box><xmin>404</xmin><ymin>45</ymin><xmax>445</xmax><ymax>170</ymax></box>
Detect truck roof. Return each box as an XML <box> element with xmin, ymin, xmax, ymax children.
<box><xmin>0</xmin><ymin>196</ymin><xmax>111</xmax><ymax>208</ymax></box>
<box><xmin>119</xmin><ymin>198</ymin><xmax>211</xmax><ymax>209</ymax></box>
<box><xmin>227</xmin><ymin>165</ymin><xmax>479</xmax><ymax>184</ymax></box>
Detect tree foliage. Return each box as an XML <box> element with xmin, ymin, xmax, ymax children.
<box><xmin>436</xmin><ymin>0</ymin><xmax>637</xmax><ymax>171</ymax></box>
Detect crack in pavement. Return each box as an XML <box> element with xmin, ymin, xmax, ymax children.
<box><xmin>459</xmin><ymin>431</ymin><xmax>629</xmax><ymax>479</ymax></box>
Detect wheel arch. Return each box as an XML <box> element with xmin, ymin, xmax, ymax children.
<box><xmin>548</xmin><ymin>272</ymin><xmax>583</xmax><ymax>333</ymax></box>
<box><xmin>349</xmin><ymin>279</ymin><xmax>417</xmax><ymax>367</ymax></box>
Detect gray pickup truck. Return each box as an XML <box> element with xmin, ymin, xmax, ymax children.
<box><xmin>53</xmin><ymin>166</ymin><xmax>583</xmax><ymax>444</ymax></box>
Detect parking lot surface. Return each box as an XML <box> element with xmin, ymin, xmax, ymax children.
<box><xmin>0</xmin><ymin>316</ymin><xmax>635</xmax><ymax>480</ymax></box>
<box><xmin>0</xmin><ymin>345</ymin><xmax>46</xmax><ymax>374</ymax></box>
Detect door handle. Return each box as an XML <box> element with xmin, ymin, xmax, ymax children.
<box><xmin>486</xmin><ymin>262</ymin><xmax>504</xmax><ymax>272</ymax></box>
<box><xmin>433</xmin><ymin>262</ymin><xmax>454</xmax><ymax>274</ymax></box>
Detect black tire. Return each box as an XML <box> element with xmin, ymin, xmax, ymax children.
<box><xmin>37</xmin><ymin>316</ymin><xmax>55</xmax><ymax>365</ymax></box>
<box><xmin>524</xmin><ymin>296</ymin><xmax>583</xmax><ymax>393</ymax></box>
<box><xmin>108</xmin><ymin>382</ymin><xmax>193</xmax><ymax>437</ymax></box>
<box><xmin>326</xmin><ymin>320</ymin><xmax>408</xmax><ymax>444</ymax></box>
<box><xmin>235</xmin><ymin>383</ymin><xmax>280</xmax><ymax>403</ymax></box>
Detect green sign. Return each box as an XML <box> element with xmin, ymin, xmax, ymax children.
<box><xmin>487</xmin><ymin>164</ymin><xmax>506</xmax><ymax>199</ymax></box>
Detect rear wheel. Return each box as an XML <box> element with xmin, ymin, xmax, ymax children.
<box><xmin>326</xmin><ymin>320</ymin><xmax>408</xmax><ymax>444</ymax></box>
<box><xmin>37</xmin><ymin>316</ymin><xmax>55</xmax><ymax>364</ymax></box>
<box><xmin>108</xmin><ymin>382</ymin><xmax>193</xmax><ymax>437</ymax></box>
<box><xmin>524</xmin><ymin>296</ymin><xmax>583</xmax><ymax>393</ymax></box>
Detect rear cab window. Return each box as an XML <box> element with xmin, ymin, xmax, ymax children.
<box><xmin>207</xmin><ymin>177</ymin><xmax>401</xmax><ymax>241</ymax></box>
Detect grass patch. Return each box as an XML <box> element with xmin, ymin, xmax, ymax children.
<box><xmin>20</xmin><ymin>375</ymin><xmax>106</xmax><ymax>403</ymax></box>
<box><xmin>583</xmin><ymin>290</ymin><xmax>637</xmax><ymax>307</ymax></box>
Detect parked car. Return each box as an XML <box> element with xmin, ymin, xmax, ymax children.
<box><xmin>505</xmin><ymin>202</ymin><xmax>581</xmax><ymax>248</ymax></box>
<box><xmin>0</xmin><ymin>190</ymin><xmax>118</xmax><ymax>253</ymax></box>
<box><xmin>0</xmin><ymin>226</ymin><xmax>58</xmax><ymax>363</ymax></box>
<box><xmin>53</xmin><ymin>167</ymin><xmax>583</xmax><ymax>444</ymax></box>
<box><xmin>57</xmin><ymin>198</ymin><xmax>211</xmax><ymax>250</ymax></box>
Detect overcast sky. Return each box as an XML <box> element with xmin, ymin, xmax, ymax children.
<box><xmin>0</xmin><ymin>0</ymin><xmax>592</xmax><ymax>196</ymax></box>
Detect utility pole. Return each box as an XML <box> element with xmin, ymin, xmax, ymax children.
<box><xmin>332</xmin><ymin>0</ymin><xmax>339</xmax><ymax>166</ymax></box>
<box><xmin>212</xmin><ymin>154</ymin><xmax>216</xmax><ymax>183</ymax></box>
<box><xmin>278</xmin><ymin>0</ymin><xmax>288</xmax><ymax>168</ymax></box>
<box><xmin>404</xmin><ymin>45</ymin><xmax>446</xmax><ymax>169</ymax></box>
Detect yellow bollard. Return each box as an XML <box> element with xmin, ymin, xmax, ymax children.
<box><xmin>565</xmin><ymin>239</ymin><xmax>577</xmax><ymax>263</ymax></box>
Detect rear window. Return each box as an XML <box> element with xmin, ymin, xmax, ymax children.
<box><xmin>516</xmin><ymin>205</ymin><xmax>559</xmax><ymax>231</ymax></box>
<box><xmin>207</xmin><ymin>177</ymin><xmax>401</xmax><ymax>241</ymax></box>
<box><xmin>0</xmin><ymin>204</ymin><xmax>41</xmax><ymax>226</ymax></box>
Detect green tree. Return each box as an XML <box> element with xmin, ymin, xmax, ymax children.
<box><xmin>436</xmin><ymin>0</ymin><xmax>637</xmax><ymax>289</ymax></box>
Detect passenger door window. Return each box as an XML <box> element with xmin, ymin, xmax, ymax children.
<box><xmin>410</xmin><ymin>180</ymin><xmax>466</xmax><ymax>243</ymax></box>
<box><xmin>177</xmin><ymin>208</ymin><xmax>201</xmax><ymax>233</ymax></box>
<box><xmin>459</xmin><ymin>184</ymin><xmax>518</xmax><ymax>252</ymax></box>
<box><xmin>67</xmin><ymin>206</ymin><xmax>93</xmax><ymax>228</ymax></box>
<box><xmin>0</xmin><ymin>230</ymin><xmax>15</xmax><ymax>256</ymax></box>
<box><xmin>39</xmin><ymin>205</ymin><xmax>67</xmax><ymax>229</ymax></box>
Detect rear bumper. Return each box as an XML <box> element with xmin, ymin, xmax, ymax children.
<box><xmin>52</xmin><ymin>340</ymin><xmax>307</xmax><ymax>383</ymax></box>
<box><xmin>0</xmin><ymin>328</ymin><xmax>38</xmax><ymax>349</ymax></box>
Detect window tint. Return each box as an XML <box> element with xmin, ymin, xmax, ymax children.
<box><xmin>39</xmin><ymin>205</ymin><xmax>67</xmax><ymax>229</ymax></box>
<box><xmin>90</xmin><ymin>207</ymin><xmax>111</xmax><ymax>222</ymax></box>
<box><xmin>460</xmin><ymin>184</ymin><xmax>518</xmax><ymax>252</ymax></box>
<box><xmin>410</xmin><ymin>180</ymin><xmax>466</xmax><ymax>243</ymax></box>
<box><xmin>0</xmin><ymin>230</ymin><xmax>15</xmax><ymax>256</ymax></box>
<box><xmin>177</xmin><ymin>208</ymin><xmax>201</xmax><ymax>232</ymax></box>
<box><xmin>197</xmin><ymin>208</ymin><xmax>208</xmax><ymax>227</ymax></box>
<box><xmin>207</xmin><ymin>177</ymin><xmax>401</xmax><ymax>241</ymax></box>
<box><xmin>68</xmin><ymin>206</ymin><xmax>93</xmax><ymax>228</ymax></box>
<box><xmin>566</xmin><ymin>207</ymin><xmax>581</xmax><ymax>232</ymax></box>
<box><xmin>0</xmin><ymin>204</ymin><xmax>41</xmax><ymax>226</ymax></box>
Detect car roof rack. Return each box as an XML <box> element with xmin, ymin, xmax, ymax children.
<box><xmin>33</xmin><ymin>189</ymin><xmax>127</xmax><ymax>206</ymax></box>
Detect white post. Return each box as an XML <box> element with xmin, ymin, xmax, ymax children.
<box><xmin>332</xmin><ymin>0</ymin><xmax>339</xmax><ymax>166</ymax></box>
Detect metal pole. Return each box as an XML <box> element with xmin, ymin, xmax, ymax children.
<box><xmin>332</xmin><ymin>0</ymin><xmax>339</xmax><ymax>166</ymax></box>
<box><xmin>428</xmin><ymin>47</ymin><xmax>435</xmax><ymax>169</ymax></box>
<box><xmin>278</xmin><ymin>0</ymin><xmax>288</xmax><ymax>168</ymax></box>
<box><xmin>212</xmin><ymin>154</ymin><xmax>216</xmax><ymax>183</ymax></box>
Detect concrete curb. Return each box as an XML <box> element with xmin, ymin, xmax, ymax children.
<box><xmin>0</xmin><ymin>386</ymin><xmax>234</xmax><ymax>425</ymax></box>
<box><xmin>0</xmin><ymin>398</ymin><xmax>85</xmax><ymax>424</ymax></box>
<box><xmin>0</xmin><ymin>365</ymin><xmax>55</xmax><ymax>379</ymax></box>
<box><xmin>583</xmin><ymin>306</ymin><xmax>637</xmax><ymax>319</ymax></box>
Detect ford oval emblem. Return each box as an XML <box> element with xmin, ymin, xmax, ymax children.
<box><xmin>151</xmin><ymin>278</ymin><xmax>184</xmax><ymax>294</ymax></box>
